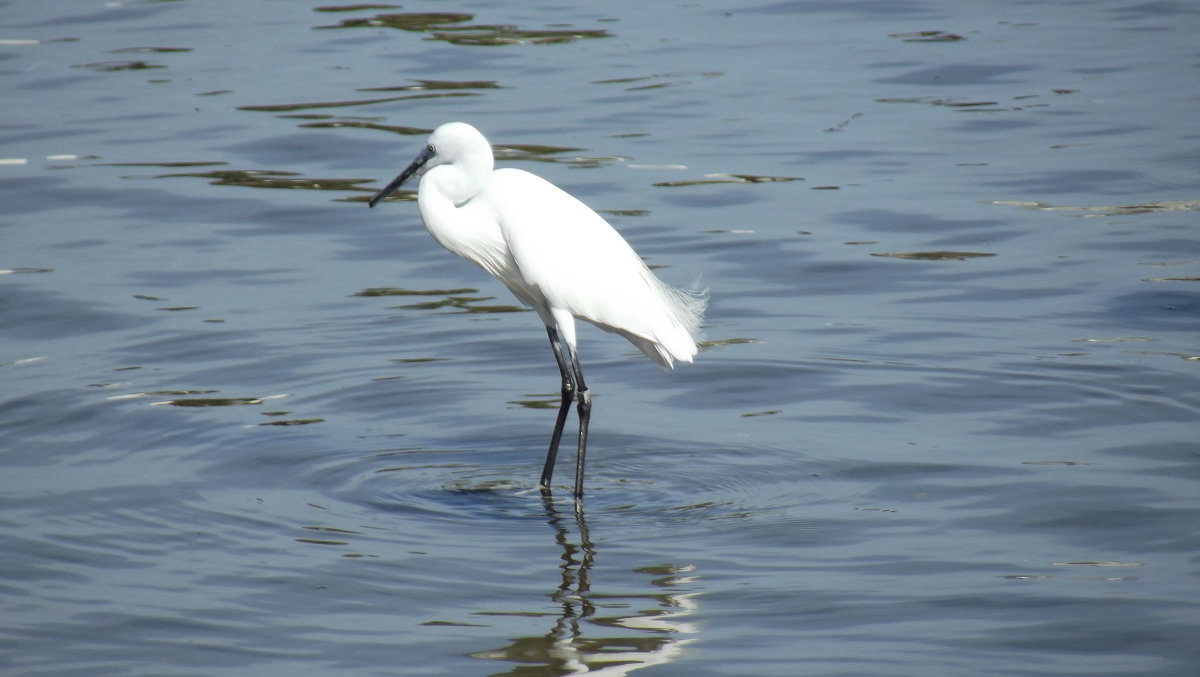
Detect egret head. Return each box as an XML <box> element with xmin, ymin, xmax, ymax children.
<box><xmin>368</xmin><ymin>122</ymin><xmax>492</xmax><ymax>208</ymax></box>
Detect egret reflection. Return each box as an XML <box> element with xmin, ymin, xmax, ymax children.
<box><xmin>470</xmin><ymin>497</ymin><xmax>700</xmax><ymax>674</ymax></box>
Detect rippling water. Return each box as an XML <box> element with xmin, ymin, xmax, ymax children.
<box><xmin>3</xmin><ymin>1</ymin><xmax>1198</xmax><ymax>675</ymax></box>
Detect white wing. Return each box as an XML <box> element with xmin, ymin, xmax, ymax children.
<box><xmin>485</xmin><ymin>168</ymin><xmax>704</xmax><ymax>367</ymax></box>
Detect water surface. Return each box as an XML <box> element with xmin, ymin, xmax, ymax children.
<box><xmin>2</xmin><ymin>1</ymin><xmax>1198</xmax><ymax>675</ymax></box>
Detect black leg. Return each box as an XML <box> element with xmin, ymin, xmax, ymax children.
<box><xmin>570</xmin><ymin>355</ymin><xmax>590</xmax><ymax>499</ymax></box>
<box><xmin>540</xmin><ymin>327</ymin><xmax>575</xmax><ymax>490</ymax></box>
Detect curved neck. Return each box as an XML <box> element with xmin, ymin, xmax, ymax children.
<box><xmin>423</xmin><ymin>147</ymin><xmax>493</xmax><ymax>206</ymax></box>
<box><xmin>416</xmin><ymin>164</ymin><xmax>494</xmax><ymax>259</ymax></box>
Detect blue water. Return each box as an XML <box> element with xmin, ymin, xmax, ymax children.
<box><xmin>3</xmin><ymin>1</ymin><xmax>1198</xmax><ymax>675</ymax></box>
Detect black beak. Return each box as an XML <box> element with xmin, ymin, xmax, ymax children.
<box><xmin>368</xmin><ymin>144</ymin><xmax>435</xmax><ymax>208</ymax></box>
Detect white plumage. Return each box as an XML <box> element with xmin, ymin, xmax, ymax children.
<box><xmin>369</xmin><ymin>122</ymin><xmax>706</xmax><ymax>498</ymax></box>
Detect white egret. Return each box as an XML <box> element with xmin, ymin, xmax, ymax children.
<box><xmin>368</xmin><ymin>122</ymin><xmax>706</xmax><ymax>498</ymax></box>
